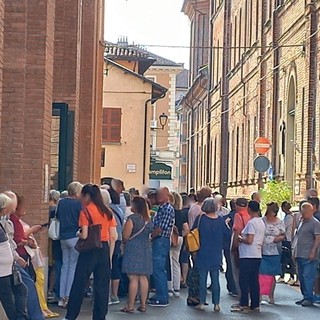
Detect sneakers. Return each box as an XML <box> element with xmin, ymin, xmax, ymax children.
<box><xmin>286</xmin><ymin>278</ymin><xmax>295</xmax><ymax>286</ymax></box>
<box><xmin>314</xmin><ymin>295</ymin><xmax>320</xmax><ymax>303</ymax></box>
<box><xmin>173</xmin><ymin>290</ymin><xmax>180</xmax><ymax>297</ymax></box>
<box><xmin>277</xmin><ymin>277</ymin><xmax>285</xmax><ymax>283</ymax></box>
<box><xmin>58</xmin><ymin>300</ymin><xmax>64</xmax><ymax>308</ymax></box>
<box><xmin>301</xmin><ymin>300</ymin><xmax>313</xmax><ymax>307</ymax></box>
<box><xmin>168</xmin><ymin>290</ymin><xmax>174</xmax><ymax>298</ymax></box>
<box><xmin>108</xmin><ymin>296</ymin><xmax>120</xmax><ymax>305</ymax></box>
<box><xmin>295</xmin><ymin>299</ymin><xmax>304</xmax><ymax>305</ymax></box>
<box><xmin>195</xmin><ymin>304</ymin><xmax>205</xmax><ymax>311</ymax></box>
<box><xmin>148</xmin><ymin>300</ymin><xmax>169</xmax><ymax>307</ymax></box>
<box><xmin>47</xmin><ymin>291</ymin><xmax>56</xmax><ymax>303</ymax></box>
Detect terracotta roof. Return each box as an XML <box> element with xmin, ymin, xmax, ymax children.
<box><xmin>104</xmin><ymin>41</ymin><xmax>183</xmax><ymax>68</ymax></box>
<box><xmin>105</xmin><ymin>58</ymin><xmax>167</xmax><ymax>100</ymax></box>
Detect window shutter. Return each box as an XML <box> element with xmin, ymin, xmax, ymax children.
<box><xmin>102</xmin><ymin>108</ymin><xmax>121</xmax><ymax>143</ymax></box>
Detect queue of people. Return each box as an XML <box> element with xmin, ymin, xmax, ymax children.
<box><xmin>1</xmin><ymin>182</ymin><xmax>320</xmax><ymax>320</ymax></box>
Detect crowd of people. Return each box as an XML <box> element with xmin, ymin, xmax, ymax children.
<box><xmin>0</xmin><ymin>181</ymin><xmax>320</xmax><ymax>319</ymax></box>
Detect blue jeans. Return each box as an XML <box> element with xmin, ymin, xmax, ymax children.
<box><xmin>152</xmin><ymin>237</ymin><xmax>170</xmax><ymax>303</ymax></box>
<box><xmin>60</xmin><ymin>238</ymin><xmax>79</xmax><ymax>298</ymax></box>
<box><xmin>18</xmin><ymin>265</ymin><xmax>44</xmax><ymax>320</ymax></box>
<box><xmin>199</xmin><ymin>270</ymin><xmax>220</xmax><ymax>305</ymax></box>
<box><xmin>296</xmin><ymin>258</ymin><xmax>318</xmax><ymax>301</ymax></box>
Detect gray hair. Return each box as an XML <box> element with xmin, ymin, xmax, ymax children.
<box><xmin>49</xmin><ymin>190</ymin><xmax>60</xmax><ymax>204</ymax></box>
<box><xmin>60</xmin><ymin>191</ymin><xmax>68</xmax><ymax>199</ymax></box>
<box><xmin>101</xmin><ymin>189</ymin><xmax>111</xmax><ymax>206</ymax></box>
<box><xmin>67</xmin><ymin>181</ymin><xmax>83</xmax><ymax>197</ymax></box>
<box><xmin>0</xmin><ymin>193</ymin><xmax>12</xmax><ymax>211</ymax></box>
<box><xmin>201</xmin><ymin>198</ymin><xmax>218</xmax><ymax>214</ymax></box>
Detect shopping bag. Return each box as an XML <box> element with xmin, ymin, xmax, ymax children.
<box><xmin>259</xmin><ymin>274</ymin><xmax>274</xmax><ymax>295</ymax></box>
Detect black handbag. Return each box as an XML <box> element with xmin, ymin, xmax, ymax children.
<box><xmin>75</xmin><ymin>208</ymin><xmax>102</xmax><ymax>253</ymax></box>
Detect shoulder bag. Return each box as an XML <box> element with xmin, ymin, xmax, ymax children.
<box><xmin>128</xmin><ymin>221</ymin><xmax>148</xmax><ymax>241</ymax></box>
<box><xmin>171</xmin><ymin>225</ymin><xmax>179</xmax><ymax>247</ymax></box>
<box><xmin>48</xmin><ymin>205</ymin><xmax>60</xmax><ymax>240</ymax></box>
<box><xmin>75</xmin><ymin>208</ymin><xmax>102</xmax><ymax>253</ymax></box>
<box><xmin>186</xmin><ymin>214</ymin><xmax>202</xmax><ymax>253</ymax></box>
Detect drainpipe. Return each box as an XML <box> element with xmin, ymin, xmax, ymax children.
<box><xmin>143</xmin><ymin>93</ymin><xmax>166</xmax><ymax>185</ymax></box>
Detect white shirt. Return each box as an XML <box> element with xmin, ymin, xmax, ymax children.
<box><xmin>239</xmin><ymin>217</ymin><xmax>266</xmax><ymax>259</ymax></box>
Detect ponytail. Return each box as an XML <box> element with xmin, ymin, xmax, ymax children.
<box><xmin>82</xmin><ymin>184</ymin><xmax>113</xmax><ymax>220</ymax></box>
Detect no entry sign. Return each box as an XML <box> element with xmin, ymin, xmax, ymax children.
<box><xmin>254</xmin><ymin>137</ymin><xmax>271</xmax><ymax>155</ymax></box>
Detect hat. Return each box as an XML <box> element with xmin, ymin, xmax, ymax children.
<box><xmin>235</xmin><ymin>198</ymin><xmax>248</xmax><ymax>208</ymax></box>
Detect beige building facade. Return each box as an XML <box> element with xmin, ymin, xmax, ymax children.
<box><xmin>101</xmin><ymin>55</ymin><xmax>167</xmax><ymax>191</ymax></box>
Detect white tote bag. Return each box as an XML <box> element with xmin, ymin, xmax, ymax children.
<box><xmin>48</xmin><ymin>216</ymin><xmax>60</xmax><ymax>240</ymax></box>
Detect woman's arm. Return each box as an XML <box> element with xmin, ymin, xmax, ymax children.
<box><xmin>182</xmin><ymin>222</ymin><xmax>189</xmax><ymax>237</ymax></box>
<box><xmin>240</xmin><ymin>234</ymin><xmax>254</xmax><ymax>245</ymax></box>
<box><xmin>122</xmin><ymin>219</ymin><xmax>133</xmax><ymax>242</ymax></box>
<box><xmin>108</xmin><ymin>226</ymin><xmax>118</xmax><ymax>266</ymax></box>
<box><xmin>78</xmin><ymin>226</ymin><xmax>88</xmax><ymax>240</ymax></box>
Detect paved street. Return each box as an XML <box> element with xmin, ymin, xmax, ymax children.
<box><xmin>53</xmin><ymin>276</ymin><xmax>320</xmax><ymax>320</ymax></box>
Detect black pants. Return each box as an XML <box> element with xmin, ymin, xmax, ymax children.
<box><xmin>66</xmin><ymin>242</ymin><xmax>111</xmax><ymax>320</ymax></box>
<box><xmin>239</xmin><ymin>258</ymin><xmax>261</xmax><ymax>309</ymax></box>
<box><xmin>0</xmin><ymin>275</ymin><xmax>28</xmax><ymax>320</ymax></box>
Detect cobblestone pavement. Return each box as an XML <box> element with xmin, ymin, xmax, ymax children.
<box><xmin>52</xmin><ymin>276</ymin><xmax>320</xmax><ymax>320</ymax></box>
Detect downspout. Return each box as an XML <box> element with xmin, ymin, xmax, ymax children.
<box><xmin>143</xmin><ymin>92</ymin><xmax>166</xmax><ymax>185</ymax></box>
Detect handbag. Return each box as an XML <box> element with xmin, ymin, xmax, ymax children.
<box><xmin>186</xmin><ymin>215</ymin><xmax>202</xmax><ymax>253</ymax></box>
<box><xmin>48</xmin><ymin>206</ymin><xmax>60</xmax><ymax>240</ymax></box>
<box><xmin>171</xmin><ymin>226</ymin><xmax>179</xmax><ymax>247</ymax></box>
<box><xmin>75</xmin><ymin>208</ymin><xmax>102</xmax><ymax>253</ymax></box>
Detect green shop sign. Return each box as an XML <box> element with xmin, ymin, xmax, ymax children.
<box><xmin>149</xmin><ymin>162</ymin><xmax>172</xmax><ymax>180</ymax></box>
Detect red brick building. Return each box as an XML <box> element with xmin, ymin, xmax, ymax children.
<box><xmin>180</xmin><ymin>0</ymin><xmax>320</xmax><ymax>199</ymax></box>
<box><xmin>0</xmin><ymin>0</ymin><xmax>104</xmax><ymax>252</ymax></box>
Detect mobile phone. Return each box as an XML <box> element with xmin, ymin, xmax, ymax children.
<box><xmin>41</xmin><ymin>223</ymin><xmax>49</xmax><ymax>228</ymax></box>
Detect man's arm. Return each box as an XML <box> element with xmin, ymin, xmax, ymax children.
<box><xmin>308</xmin><ymin>234</ymin><xmax>320</xmax><ymax>261</ymax></box>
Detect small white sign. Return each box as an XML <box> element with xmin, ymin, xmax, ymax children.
<box><xmin>126</xmin><ymin>164</ymin><xmax>136</xmax><ymax>173</ymax></box>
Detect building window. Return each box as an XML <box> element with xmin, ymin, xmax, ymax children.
<box><xmin>239</xmin><ymin>9</ymin><xmax>242</xmax><ymax>61</ymax></box>
<box><xmin>256</xmin><ymin>0</ymin><xmax>260</xmax><ymax>40</ymax></box>
<box><xmin>101</xmin><ymin>148</ymin><xmax>106</xmax><ymax>167</ymax></box>
<box><xmin>236</xmin><ymin>127</ymin><xmax>240</xmax><ymax>182</ymax></box>
<box><xmin>102</xmin><ymin>108</ymin><xmax>122</xmax><ymax>143</ymax></box>
<box><xmin>234</xmin><ymin>16</ymin><xmax>237</xmax><ymax>67</ymax></box>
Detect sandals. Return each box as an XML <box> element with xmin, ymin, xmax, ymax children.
<box><xmin>230</xmin><ymin>305</ymin><xmax>250</xmax><ymax>313</ymax></box>
<box><xmin>120</xmin><ymin>307</ymin><xmax>134</xmax><ymax>314</ymax></box>
<box><xmin>137</xmin><ymin>306</ymin><xmax>146</xmax><ymax>313</ymax></box>
<box><xmin>43</xmin><ymin>310</ymin><xmax>59</xmax><ymax>318</ymax></box>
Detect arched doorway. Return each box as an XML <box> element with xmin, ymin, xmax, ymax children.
<box><xmin>285</xmin><ymin>77</ymin><xmax>296</xmax><ymax>187</ymax></box>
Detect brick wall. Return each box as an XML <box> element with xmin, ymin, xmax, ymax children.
<box><xmin>0</xmin><ymin>0</ymin><xmax>55</xmax><ymax>252</ymax></box>
<box><xmin>78</xmin><ymin>0</ymin><xmax>104</xmax><ymax>184</ymax></box>
<box><xmin>53</xmin><ymin>0</ymin><xmax>82</xmax><ymax>180</ymax></box>
<box><xmin>181</xmin><ymin>0</ymin><xmax>320</xmax><ymax>198</ymax></box>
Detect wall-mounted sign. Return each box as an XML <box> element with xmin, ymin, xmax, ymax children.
<box><xmin>126</xmin><ymin>163</ymin><xmax>136</xmax><ymax>173</ymax></box>
<box><xmin>149</xmin><ymin>162</ymin><xmax>172</xmax><ymax>180</ymax></box>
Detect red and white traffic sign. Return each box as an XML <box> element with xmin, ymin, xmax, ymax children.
<box><xmin>254</xmin><ymin>137</ymin><xmax>271</xmax><ymax>155</ymax></box>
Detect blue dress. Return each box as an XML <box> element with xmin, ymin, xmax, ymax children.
<box><xmin>194</xmin><ymin>215</ymin><xmax>227</xmax><ymax>271</ymax></box>
<box><xmin>122</xmin><ymin>214</ymin><xmax>153</xmax><ymax>275</ymax></box>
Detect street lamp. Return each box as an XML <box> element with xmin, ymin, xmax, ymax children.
<box><xmin>159</xmin><ymin>113</ymin><xmax>168</xmax><ymax>130</ymax></box>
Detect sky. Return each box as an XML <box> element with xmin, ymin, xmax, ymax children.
<box><xmin>104</xmin><ymin>0</ymin><xmax>190</xmax><ymax>68</ymax></box>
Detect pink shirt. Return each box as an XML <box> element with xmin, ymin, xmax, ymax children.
<box><xmin>188</xmin><ymin>203</ymin><xmax>202</xmax><ymax>228</ymax></box>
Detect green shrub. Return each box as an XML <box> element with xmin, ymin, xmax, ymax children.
<box><xmin>260</xmin><ymin>181</ymin><xmax>293</xmax><ymax>212</ymax></box>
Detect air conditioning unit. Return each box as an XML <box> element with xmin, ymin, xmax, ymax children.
<box><xmin>150</xmin><ymin>120</ymin><xmax>158</xmax><ymax>129</ymax></box>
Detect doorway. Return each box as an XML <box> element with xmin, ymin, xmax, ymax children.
<box><xmin>51</xmin><ymin>103</ymin><xmax>74</xmax><ymax>191</ymax></box>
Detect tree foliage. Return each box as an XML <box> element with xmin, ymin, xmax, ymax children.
<box><xmin>260</xmin><ymin>180</ymin><xmax>293</xmax><ymax>211</ymax></box>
